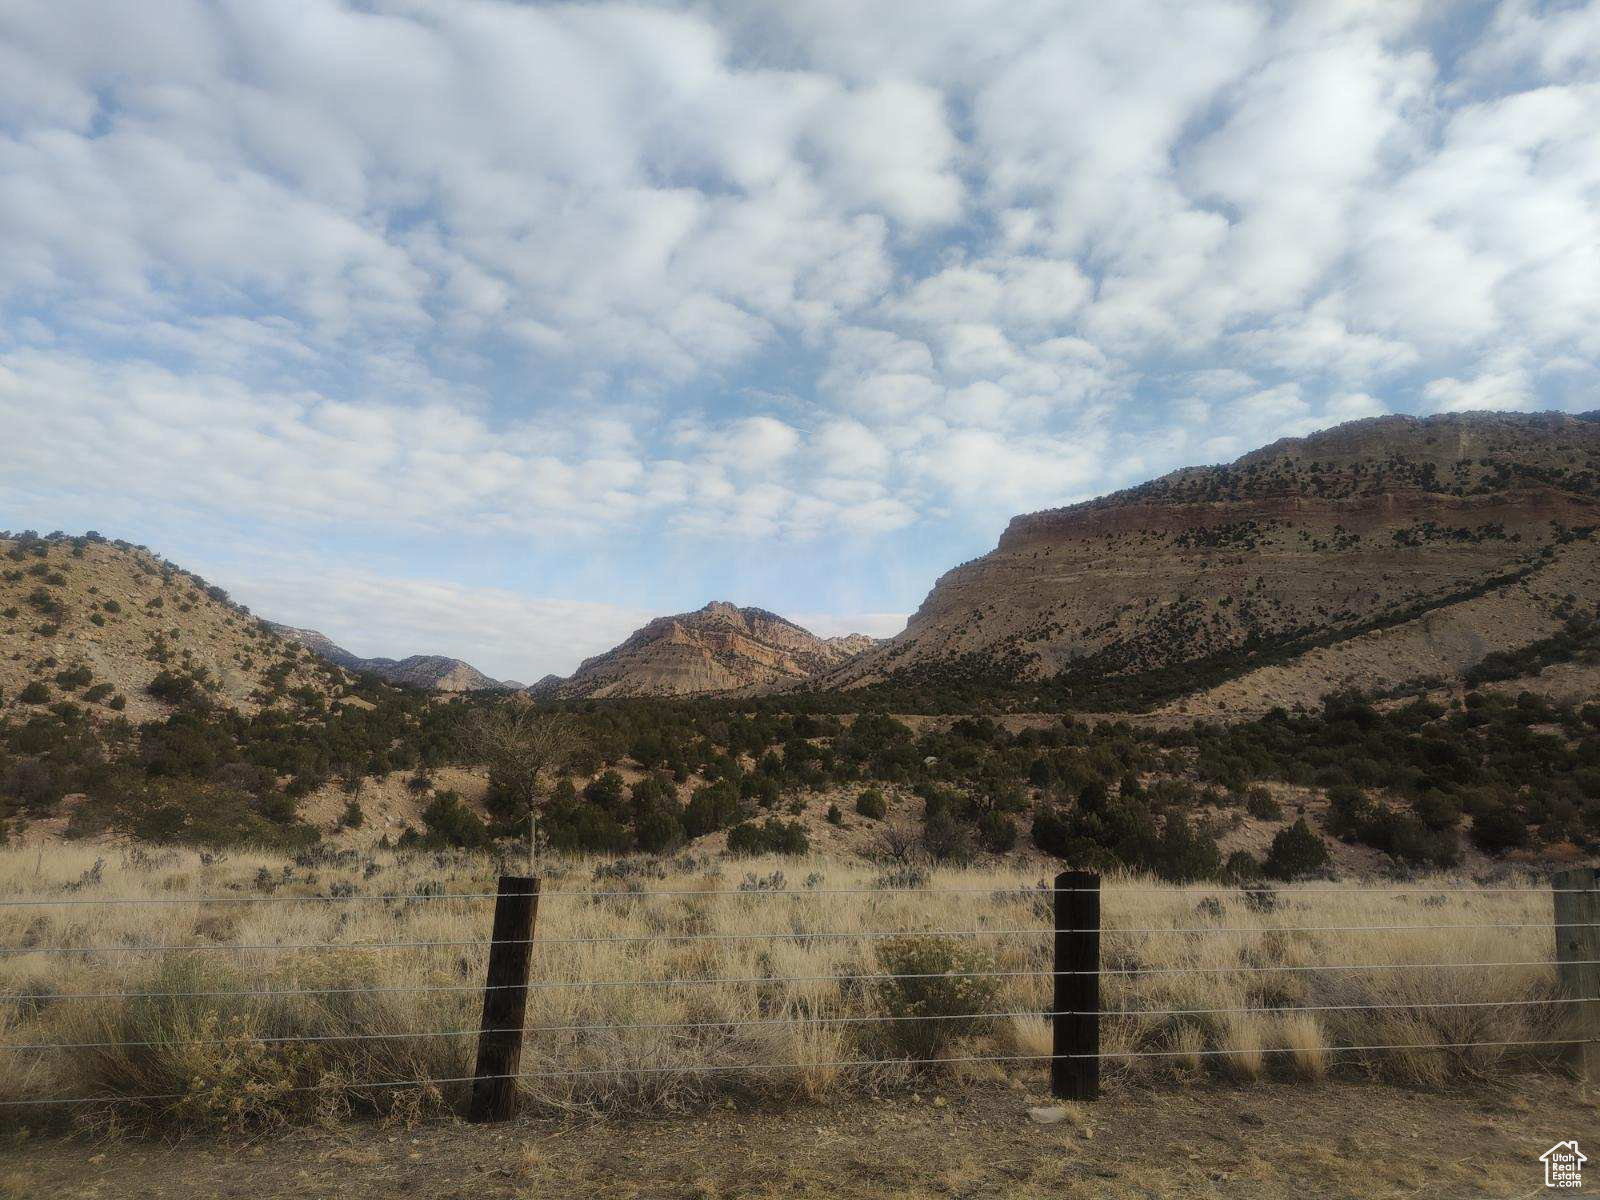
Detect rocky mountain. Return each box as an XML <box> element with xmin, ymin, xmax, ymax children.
<box><xmin>821</xmin><ymin>633</ymin><xmax>881</xmax><ymax>658</ymax></box>
<box><xmin>1</xmin><ymin>532</ymin><xmax>348</xmax><ymax>722</ymax></box>
<box><xmin>829</xmin><ymin>411</ymin><xmax>1600</xmax><ymax>714</ymax></box>
<box><xmin>268</xmin><ymin>624</ymin><xmax>519</xmax><ymax>691</ymax></box>
<box><xmin>545</xmin><ymin>601</ymin><xmax>879</xmax><ymax>698</ymax></box>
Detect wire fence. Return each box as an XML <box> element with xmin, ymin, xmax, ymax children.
<box><xmin>0</xmin><ymin>866</ymin><xmax>1594</xmax><ymax>1118</ymax></box>
<box><xmin>6</xmin><ymin>880</ymin><xmax>1599</xmax><ymax>905</ymax></box>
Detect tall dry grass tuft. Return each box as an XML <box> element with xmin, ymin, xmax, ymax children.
<box><xmin>997</xmin><ymin>1013</ymin><xmax>1051</xmax><ymax>1061</ymax></box>
<box><xmin>1218</xmin><ymin>1011</ymin><xmax>1264</xmax><ymax>1081</ymax></box>
<box><xmin>0</xmin><ymin>845</ymin><xmax>1574</xmax><ymax>1128</ymax></box>
<box><xmin>45</xmin><ymin>954</ymin><xmax>465</xmax><ymax>1133</ymax></box>
<box><xmin>1164</xmin><ymin>1024</ymin><xmax>1207</xmax><ymax>1078</ymax></box>
<box><xmin>779</xmin><ymin>1018</ymin><xmax>848</xmax><ymax>1101</ymax></box>
<box><xmin>1277</xmin><ymin>1012</ymin><xmax>1329</xmax><ymax>1081</ymax></box>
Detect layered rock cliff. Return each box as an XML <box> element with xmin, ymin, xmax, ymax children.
<box><xmin>828</xmin><ymin>412</ymin><xmax>1600</xmax><ymax>711</ymax></box>
<box><xmin>548</xmin><ymin>601</ymin><xmax>879</xmax><ymax>698</ymax></box>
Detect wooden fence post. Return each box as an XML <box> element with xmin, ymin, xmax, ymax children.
<box><xmin>1552</xmin><ymin>866</ymin><xmax>1599</xmax><ymax>1084</ymax></box>
<box><xmin>1052</xmin><ymin>870</ymin><xmax>1100</xmax><ymax>1101</ymax></box>
<box><xmin>469</xmin><ymin>875</ymin><xmax>539</xmax><ymax>1123</ymax></box>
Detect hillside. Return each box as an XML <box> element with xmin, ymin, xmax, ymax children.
<box><xmin>269</xmin><ymin>624</ymin><xmax>518</xmax><ymax>691</ymax></box>
<box><xmin>544</xmin><ymin>601</ymin><xmax>879</xmax><ymax>697</ymax></box>
<box><xmin>0</xmin><ymin>532</ymin><xmax>348</xmax><ymax>722</ymax></box>
<box><xmin>829</xmin><ymin>412</ymin><xmax>1600</xmax><ymax>712</ymax></box>
<box><xmin>2</xmin><ymin>528</ymin><xmax>1593</xmax><ymax>879</ymax></box>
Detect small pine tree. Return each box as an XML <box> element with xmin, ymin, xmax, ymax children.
<box><xmin>1265</xmin><ymin>818</ymin><xmax>1330</xmax><ymax>880</ymax></box>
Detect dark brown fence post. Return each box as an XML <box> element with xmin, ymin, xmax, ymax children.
<box><xmin>469</xmin><ymin>875</ymin><xmax>539</xmax><ymax>1123</ymax></box>
<box><xmin>1552</xmin><ymin>866</ymin><xmax>1599</xmax><ymax>1084</ymax></box>
<box><xmin>1052</xmin><ymin>869</ymin><xmax>1100</xmax><ymax>1101</ymax></box>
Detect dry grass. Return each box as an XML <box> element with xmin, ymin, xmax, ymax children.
<box><xmin>0</xmin><ymin>844</ymin><xmax>1578</xmax><ymax>1130</ymax></box>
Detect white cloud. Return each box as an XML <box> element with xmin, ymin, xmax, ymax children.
<box><xmin>1455</xmin><ymin>0</ymin><xmax>1600</xmax><ymax>87</ymax></box>
<box><xmin>0</xmin><ymin>349</ymin><xmax>907</xmax><ymax>542</ymax></box>
<box><xmin>2</xmin><ymin>0</ymin><xmax>1597</xmax><ymax>636</ymax></box>
<box><xmin>910</xmin><ymin>425</ymin><xmax>1104</xmax><ymax>514</ymax></box>
<box><xmin>211</xmin><ymin>552</ymin><xmax>654</xmax><ymax>683</ymax></box>
<box><xmin>813</xmin><ymin>419</ymin><xmax>890</xmax><ymax>475</ymax></box>
<box><xmin>1180</xmin><ymin>25</ymin><xmax>1431</xmax><ymax>318</ymax></box>
<box><xmin>1184</xmin><ymin>368</ymin><xmax>1256</xmax><ymax>397</ymax></box>
<box><xmin>0</xmin><ymin>0</ymin><xmax>952</xmax><ymax>386</ymax></box>
<box><xmin>1230</xmin><ymin>306</ymin><xmax>1423</xmax><ymax>381</ymax></box>
<box><xmin>805</xmin><ymin>79</ymin><xmax>963</xmax><ymax>228</ymax></box>
<box><xmin>1422</xmin><ymin>351</ymin><xmax>1537</xmax><ymax>413</ymax></box>
<box><xmin>831</xmin><ymin>495</ymin><xmax>918</xmax><ymax>535</ymax></box>
<box><xmin>889</xmin><ymin>257</ymin><xmax>1091</xmax><ymax>330</ymax></box>
<box><xmin>1323</xmin><ymin>392</ymin><xmax>1390</xmax><ymax>423</ymax></box>
<box><xmin>690</xmin><ymin>415</ymin><xmax>803</xmax><ymax>472</ymax></box>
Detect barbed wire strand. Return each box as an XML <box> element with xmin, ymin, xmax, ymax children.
<box><xmin>0</xmin><ymin>968</ymin><xmax>1052</xmax><ymax>1004</ymax></box>
<box><xmin>7</xmin><ymin>994</ymin><xmax>1594</xmax><ymax>1054</ymax></box>
<box><xmin>0</xmin><ymin>892</ymin><xmax>503</xmax><ymax>908</ymax></box>
<box><xmin>533</xmin><ymin>884</ymin><xmax>1600</xmax><ymax>899</ymax></box>
<box><xmin>1090</xmin><ymin>958</ymin><xmax>1599</xmax><ymax>977</ymax></box>
<box><xmin>0</xmin><ymin>928</ymin><xmax>1052</xmax><ymax>955</ymax></box>
<box><xmin>1070</xmin><ymin>1037</ymin><xmax>1597</xmax><ymax>1060</ymax></box>
<box><xmin>1086</xmin><ymin>995</ymin><xmax>1597</xmax><ymax>1018</ymax></box>
<box><xmin>0</xmin><ymin>1009</ymin><xmax>1058</xmax><ymax>1052</ymax></box>
<box><xmin>2</xmin><ymin>882</ymin><xmax>1594</xmax><ymax>907</ymax></box>
<box><xmin>6</xmin><ymin>958</ymin><xmax>1596</xmax><ymax>1005</ymax></box>
<box><xmin>1074</xmin><ymin>921</ymin><xmax>1596</xmax><ymax>934</ymax></box>
<box><xmin>6</xmin><ymin>1038</ymin><xmax>1594</xmax><ymax>1108</ymax></box>
<box><xmin>10</xmin><ymin>918</ymin><xmax>1598</xmax><ymax>957</ymax></box>
<box><xmin>4</xmin><ymin>1054</ymin><xmax>1057</xmax><ymax>1107</ymax></box>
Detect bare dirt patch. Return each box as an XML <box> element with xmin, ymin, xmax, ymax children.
<box><xmin>300</xmin><ymin>766</ymin><xmax>494</xmax><ymax>848</ymax></box>
<box><xmin>3</xmin><ymin>1075</ymin><xmax>1594</xmax><ymax>1199</ymax></box>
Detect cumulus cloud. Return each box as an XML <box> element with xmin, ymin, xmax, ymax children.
<box><xmin>812</xmin><ymin>419</ymin><xmax>890</xmax><ymax>476</ymax></box>
<box><xmin>2</xmin><ymin>0</ymin><xmax>1597</xmax><ymax>677</ymax></box>
<box><xmin>209</xmin><ymin>552</ymin><xmax>655</xmax><ymax>683</ymax></box>
<box><xmin>0</xmin><ymin>348</ymin><xmax>956</xmax><ymax>545</ymax></box>
<box><xmin>1423</xmin><ymin>351</ymin><xmax>1537</xmax><ymax>414</ymax></box>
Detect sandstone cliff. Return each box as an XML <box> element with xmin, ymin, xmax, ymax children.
<box><xmin>828</xmin><ymin>411</ymin><xmax>1600</xmax><ymax>711</ymax></box>
<box><xmin>549</xmin><ymin>601</ymin><xmax>879</xmax><ymax>698</ymax></box>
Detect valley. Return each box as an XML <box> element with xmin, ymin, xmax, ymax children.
<box><xmin>3</xmin><ymin>417</ymin><xmax>1598</xmax><ymax>1170</ymax></box>
<box><xmin>3</xmin><ymin>411</ymin><xmax>1597</xmax><ymax>881</ymax></box>
<box><xmin>534</xmin><ymin>601</ymin><xmax>880</xmax><ymax>698</ymax></box>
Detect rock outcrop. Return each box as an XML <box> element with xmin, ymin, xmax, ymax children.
<box><xmin>828</xmin><ymin>411</ymin><xmax>1600</xmax><ymax>712</ymax></box>
<box><xmin>547</xmin><ymin>602</ymin><xmax>879</xmax><ymax>698</ymax></box>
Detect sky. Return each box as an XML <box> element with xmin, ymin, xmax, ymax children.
<box><xmin>1</xmin><ymin>0</ymin><xmax>1598</xmax><ymax>683</ymax></box>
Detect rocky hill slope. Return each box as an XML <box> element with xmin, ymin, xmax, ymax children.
<box><xmin>829</xmin><ymin>412</ymin><xmax>1600</xmax><ymax>712</ymax></box>
<box><xmin>1</xmin><ymin>532</ymin><xmax>348</xmax><ymax>722</ymax></box>
<box><xmin>542</xmin><ymin>601</ymin><xmax>879</xmax><ymax>698</ymax></box>
<box><xmin>268</xmin><ymin>625</ymin><xmax>518</xmax><ymax>691</ymax></box>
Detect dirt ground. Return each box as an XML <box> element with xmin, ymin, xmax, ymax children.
<box><xmin>3</xmin><ymin>1074</ymin><xmax>1594</xmax><ymax>1200</ymax></box>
